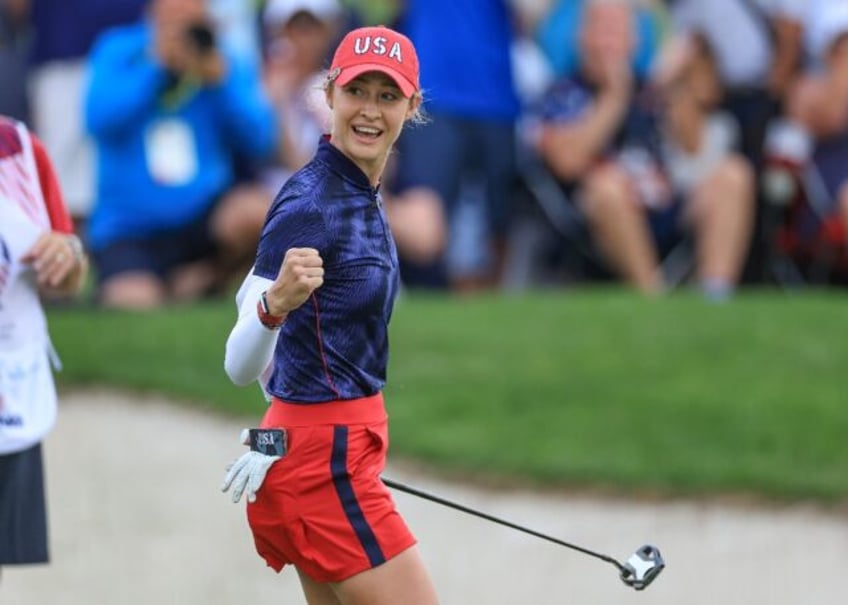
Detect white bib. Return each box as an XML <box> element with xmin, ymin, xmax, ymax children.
<box><xmin>0</xmin><ymin>118</ymin><xmax>58</xmax><ymax>454</ymax></box>
<box><xmin>0</xmin><ymin>341</ymin><xmax>57</xmax><ymax>455</ymax></box>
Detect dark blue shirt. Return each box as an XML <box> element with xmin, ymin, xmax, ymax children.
<box><xmin>533</xmin><ymin>75</ymin><xmax>664</xmax><ymax>162</ymax></box>
<box><xmin>531</xmin><ymin>74</ymin><xmax>674</xmax><ymax>209</ymax></box>
<box><xmin>254</xmin><ymin>138</ymin><xmax>400</xmax><ymax>403</ymax></box>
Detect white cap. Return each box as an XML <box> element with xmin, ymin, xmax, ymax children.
<box><xmin>263</xmin><ymin>0</ymin><xmax>342</xmax><ymax>26</ymax></box>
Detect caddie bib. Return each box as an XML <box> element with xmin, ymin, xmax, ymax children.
<box><xmin>0</xmin><ymin>118</ymin><xmax>58</xmax><ymax>455</ymax></box>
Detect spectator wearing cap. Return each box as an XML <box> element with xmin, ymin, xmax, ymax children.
<box><xmin>259</xmin><ymin>0</ymin><xmax>344</xmax><ymax>191</ymax></box>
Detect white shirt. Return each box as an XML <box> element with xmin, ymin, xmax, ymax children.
<box><xmin>671</xmin><ymin>0</ymin><xmax>803</xmax><ymax>87</ymax></box>
<box><xmin>0</xmin><ymin>120</ymin><xmax>58</xmax><ymax>454</ymax></box>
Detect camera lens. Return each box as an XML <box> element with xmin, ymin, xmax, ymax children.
<box><xmin>186</xmin><ymin>23</ymin><xmax>216</xmax><ymax>53</ymax></box>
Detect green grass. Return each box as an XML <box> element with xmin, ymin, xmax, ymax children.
<box><xmin>47</xmin><ymin>288</ymin><xmax>848</xmax><ymax>501</ymax></box>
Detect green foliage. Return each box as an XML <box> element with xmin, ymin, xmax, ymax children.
<box><xmin>47</xmin><ymin>289</ymin><xmax>848</xmax><ymax>500</ymax></box>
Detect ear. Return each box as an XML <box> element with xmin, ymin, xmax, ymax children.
<box><xmin>324</xmin><ymin>84</ymin><xmax>334</xmax><ymax>110</ymax></box>
<box><xmin>405</xmin><ymin>93</ymin><xmax>422</xmax><ymax>120</ymax></box>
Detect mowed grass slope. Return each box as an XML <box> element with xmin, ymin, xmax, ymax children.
<box><xmin>47</xmin><ymin>289</ymin><xmax>848</xmax><ymax>501</ymax></box>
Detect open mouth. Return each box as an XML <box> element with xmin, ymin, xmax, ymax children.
<box><xmin>352</xmin><ymin>125</ymin><xmax>383</xmax><ymax>140</ymax></box>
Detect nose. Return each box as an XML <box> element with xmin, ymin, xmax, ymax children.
<box><xmin>359</xmin><ymin>95</ymin><xmax>379</xmax><ymax>119</ymax></box>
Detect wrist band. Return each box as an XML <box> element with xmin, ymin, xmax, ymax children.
<box><xmin>257</xmin><ymin>290</ymin><xmax>286</xmax><ymax>330</ymax></box>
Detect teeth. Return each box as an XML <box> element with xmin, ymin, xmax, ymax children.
<box><xmin>354</xmin><ymin>126</ymin><xmax>381</xmax><ymax>135</ymax></box>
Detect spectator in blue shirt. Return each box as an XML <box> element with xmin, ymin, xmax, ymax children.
<box><xmin>388</xmin><ymin>0</ymin><xmax>522</xmax><ymax>291</ymax></box>
<box><xmin>84</xmin><ymin>0</ymin><xmax>278</xmax><ymax>309</ymax></box>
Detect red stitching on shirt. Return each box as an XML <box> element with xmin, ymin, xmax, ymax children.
<box><xmin>311</xmin><ymin>293</ymin><xmax>340</xmax><ymax>398</ymax></box>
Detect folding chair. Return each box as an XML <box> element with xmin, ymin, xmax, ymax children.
<box><xmin>763</xmin><ymin>160</ymin><xmax>848</xmax><ymax>287</ymax></box>
<box><xmin>503</xmin><ymin>146</ymin><xmax>695</xmax><ymax>291</ymax></box>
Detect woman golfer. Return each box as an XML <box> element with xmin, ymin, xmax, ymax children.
<box><xmin>222</xmin><ymin>25</ymin><xmax>439</xmax><ymax>605</ymax></box>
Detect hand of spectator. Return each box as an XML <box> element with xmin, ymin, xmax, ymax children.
<box><xmin>663</xmin><ymin>87</ymin><xmax>705</xmax><ymax>154</ymax></box>
<box><xmin>263</xmin><ymin>55</ymin><xmax>305</xmax><ymax>105</ymax></box>
<box><xmin>264</xmin><ymin>247</ymin><xmax>324</xmax><ymax>316</ymax></box>
<box><xmin>598</xmin><ymin>55</ymin><xmax>633</xmax><ymax>100</ymax></box>
<box><xmin>155</xmin><ymin>20</ymin><xmax>226</xmax><ymax>84</ymax></box>
<box><xmin>154</xmin><ymin>21</ymin><xmax>189</xmax><ymax>71</ymax></box>
<box><xmin>189</xmin><ymin>49</ymin><xmax>226</xmax><ymax>85</ymax></box>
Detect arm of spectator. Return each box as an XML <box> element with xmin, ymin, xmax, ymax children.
<box><xmin>537</xmin><ymin>80</ymin><xmax>631</xmax><ymax>181</ymax></box>
<box><xmin>651</xmin><ymin>33</ymin><xmax>696</xmax><ymax>92</ymax></box>
<box><xmin>213</xmin><ymin>53</ymin><xmax>278</xmax><ymax>162</ymax></box>
<box><xmin>84</xmin><ymin>30</ymin><xmax>170</xmax><ymax>140</ymax></box>
<box><xmin>768</xmin><ymin>15</ymin><xmax>803</xmax><ymax>98</ymax></box>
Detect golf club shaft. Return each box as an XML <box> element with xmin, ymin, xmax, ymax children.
<box><xmin>382</xmin><ymin>477</ymin><xmax>625</xmax><ymax>572</ymax></box>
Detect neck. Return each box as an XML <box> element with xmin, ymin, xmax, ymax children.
<box><xmin>328</xmin><ymin>136</ymin><xmax>386</xmax><ymax>188</ymax></box>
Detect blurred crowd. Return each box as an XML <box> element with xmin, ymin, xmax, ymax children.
<box><xmin>2</xmin><ymin>0</ymin><xmax>847</xmax><ymax>308</ymax></box>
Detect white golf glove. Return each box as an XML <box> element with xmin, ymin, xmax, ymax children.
<box><xmin>221</xmin><ymin>428</ymin><xmax>283</xmax><ymax>504</ymax></box>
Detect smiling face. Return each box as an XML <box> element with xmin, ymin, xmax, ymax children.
<box><xmin>326</xmin><ymin>71</ymin><xmax>420</xmax><ymax>186</ymax></box>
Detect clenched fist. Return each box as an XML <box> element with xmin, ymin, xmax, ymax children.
<box><xmin>264</xmin><ymin>247</ymin><xmax>324</xmax><ymax>316</ymax></box>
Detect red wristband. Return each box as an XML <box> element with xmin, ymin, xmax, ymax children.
<box><xmin>257</xmin><ymin>291</ymin><xmax>286</xmax><ymax>330</ymax></box>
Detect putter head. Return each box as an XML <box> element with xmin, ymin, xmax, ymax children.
<box><xmin>620</xmin><ymin>544</ymin><xmax>665</xmax><ymax>590</ymax></box>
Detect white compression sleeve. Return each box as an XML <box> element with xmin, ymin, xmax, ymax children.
<box><xmin>224</xmin><ymin>271</ymin><xmax>278</xmax><ymax>387</ymax></box>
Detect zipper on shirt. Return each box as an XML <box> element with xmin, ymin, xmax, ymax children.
<box><xmin>373</xmin><ymin>191</ymin><xmax>395</xmax><ymax>264</ymax></box>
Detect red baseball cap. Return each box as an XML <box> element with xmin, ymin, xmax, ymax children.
<box><xmin>329</xmin><ymin>26</ymin><xmax>420</xmax><ymax>98</ymax></box>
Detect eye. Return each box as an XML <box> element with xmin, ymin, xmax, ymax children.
<box><xmin>380</xmin><ymin>90</ymin><xmax>401</xmax><ymax>102</ymax></box>
<box><xmin>344</xmin><ymin>84</ymin><xmax>364</xmax><ymax>97</ymax></box>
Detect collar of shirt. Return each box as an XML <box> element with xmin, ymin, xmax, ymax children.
<box><xmin>315</xmin><ymin>135</ymin><xmax>380</xmax><ymax>195</ymax></box>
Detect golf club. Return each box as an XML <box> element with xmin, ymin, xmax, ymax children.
<box><xmin>382</xmin><ymin>477</ymin><xmax>665</xmax><ymax>590</ymax></box>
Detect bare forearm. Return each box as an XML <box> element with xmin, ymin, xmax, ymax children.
<box><xmin>540</xmin><ymin>90</ymin><xmax>630</xmax><ymax>180</ymax></box>
<box><xmin>768</xmin><ymin>17</ymin><xmax>803</xmax><ymax>98</ymax></box>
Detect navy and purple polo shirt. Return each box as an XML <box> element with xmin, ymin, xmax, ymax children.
<box><xmin>253</xmin><ymin>137</ymin><xmax>400</xmax><ymax>403</ymax></box>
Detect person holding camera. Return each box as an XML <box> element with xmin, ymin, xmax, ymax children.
<box><xmin>84</xmin><ymin>0</ymin><xmax>278</xmax><ymax>309</ymax></box>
